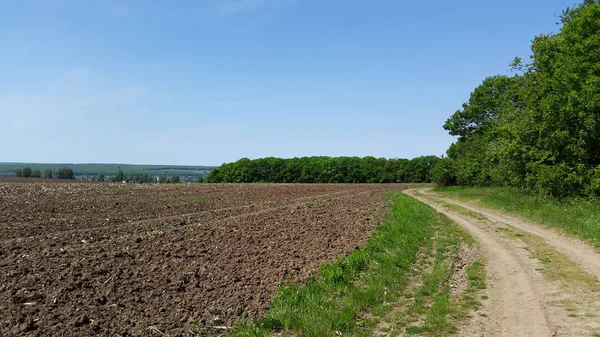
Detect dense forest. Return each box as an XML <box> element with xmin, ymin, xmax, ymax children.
<box><xmin>431</xmin><ymin>0</ymin><xmax>600</xmax><ymax>198</ymax></box>
<box><xmin>205</xmin><ymin>156</ymin><xmax>440</xmax><ymax>183</ymax></box>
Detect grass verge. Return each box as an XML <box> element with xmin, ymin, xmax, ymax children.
<box><xmin>228</xmin><ymin>192</ymin><xmax>483</xmax><ymax>337</ymax></box>
<box><xmin>433</xmin><ymin>186</ymin><xmax>600</xmax><ymax>249</ymax></box>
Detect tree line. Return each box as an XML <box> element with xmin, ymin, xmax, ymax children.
<box><xmin>15</xmin><ymin>167</ymin><xmax>74</xmax><ymax>179</ymax></box>
<box><xmin>431</xmin><ymin>0</ymin><xmax>600</xmax><ymax>198</ymax></box>
<box><xmin>204</xmin><ymin>156</ymin><xmax>440</xmax><ymax>183</ymax></box>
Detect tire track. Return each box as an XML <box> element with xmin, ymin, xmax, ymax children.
<box><xmin>420</xmin><ymin>188</ymin><xmax>600</xmax><ymax>280</ymax></box>
<box><xmin>404</xmin><ymin>189</ymin><xmax>553</xmax><ymax>336</ymax></box>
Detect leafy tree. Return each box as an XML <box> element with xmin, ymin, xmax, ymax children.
<box><xmin>113</xmin><ymin>168</ymin><xmax>125</xmax><ymax>182</ymax></box>
<box><xmin>44</xmin><ymin>169</ymin><xmax>53</xmax><ymax>179</ymax></box>
<box><xmin>443</xmin><ymin>75</ymin><xmax>521</xmax><ymax>140</ymax></box>
<box><xmin>440</xmin><ymin>0</ymin><xmax>600</xmax><ymax>198</ymax></box>
<box><xmin>57</xmin><ymin>168</ymin><xmax>74</xmax><ymax>179</ymax></box>
<box><xmin>159</xmin><ymin>176</ymin><xmax>170</xmax><ymax>184</ymax></box>
<box><xmin>98</xmin><ymin>173</ymin><xmax>105</xmax><ymax>182</ymax></box>
<box><xmin>22</xmin><ymin>167</ymin><xmax>32</xmax><ymax>178</ymax></box>
<box><xmin>15</xmin><ymin>169</ymin><xmax>23</xmax><ymax>177</ymax></box>
<box><xmin>430</xmin><ymin>158</ymin><xmax>456</xmax><ymax>187</ymax></box>
<box><xmin>170</xmin><ymin>175</ymin><xmax>181</xmax><ymax>183</ymax></box>
<box><xmin>205</xmin><ymin>156</ymin><xmax>440</xmax><ymax>184</ymax></box>
<box><xmin>31</xmin><ymin>169</ymin><xmax>41</xmax><ymax>178</ymax></box>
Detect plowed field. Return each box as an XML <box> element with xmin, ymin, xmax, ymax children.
<box><xmin>0</xmin><ymin>182</ymin><xmax>413</xmax><ymax>336</ymax></box>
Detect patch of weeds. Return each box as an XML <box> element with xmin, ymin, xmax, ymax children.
<box><xmin>433</xmin><ymin>186</ymin><xmax>600</xmax><ymax>250</ymax></box>
<box><xmin>0</xmin><ymin>223</ymin><xmax>9</xmax><ymax>230</ymax></box>
<box><xmin>405</xmin><ymin>326</ymin><xmax>423</xmax><ymax>334</ymax></box>
<box><xmin>457</xmin><ymin>260</ymin><xmax>486</xmax><ymax>313</ymax></box>
<box><xmin>377</xmin><ymin>212</ymin><xmax>480</xmax><ymax>337</ymax></box>
<box><xmin>500</xmin><ymin>226</ymin><xmax>600</xmax><ymax>291</ymax></box>
<box><xmin>188</xmin><ymin>233</ymin><xmax>196</xmax><ymax>240</ymax></box>
<box><xmin>421</xmin><ymin>193</ymin><xmax>488</xmax><ymax>223</ymax></box>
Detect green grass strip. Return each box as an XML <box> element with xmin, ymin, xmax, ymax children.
<box><xmin>230</xmin><ymin>192</ymin><xmax>447</xmax><ymax>337</ymax></box>
<box><xmin>433</xmin><ymin>186</ymin><xmax>600</xmax><ymax>249</ymax></box>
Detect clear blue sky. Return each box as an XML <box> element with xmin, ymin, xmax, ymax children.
<box><xmin>0</xmin><ymin>0</ymin><xmax>576</xmax><ymax>166</ymax></box>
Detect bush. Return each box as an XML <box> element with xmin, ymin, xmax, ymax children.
<box><xmin>430</xmin><ymin>158</ymin><xmax>456</xmax><ymax>187</ymax></box>
<box><xmin>15</xmin><ymin>169</ymin><xmax>23</xmax><ymax>177</ymax></box>
<box><xmin>112</xmin><ymin>168</ymin><xmax>125</xmax><ymax>182</ymax></box>
<box><xmin>170</xmin><ymin>176</ymin><xmax>181</xmax><ymax>184</ymax></box>
<box><xmin>585</xmin><ymin>166</ymin><xmax>600</xmax><ymax>197</ymax></box>
<box><xmin>22</xmin><ymin>167</ymin><xmax>32</xmax><ymax>178</ymax></box>
<box><xmin>527</xmin><ymin>163</ymin><xmax>584</xmax><ymax>198</ymax></box>
<box><xmin>31</xmin><ymin>169</ymin><xmax>42</xmax><ymax>178</ymax></box>
<box><xmin>57</xmin><ymin>168</ymin><xmax>74</xmax><ymax>180</ymax></box>
<box><xmin>44</xmin><ymin>169</ymin><xmax>53</xmax><ymax>179</ymax></box>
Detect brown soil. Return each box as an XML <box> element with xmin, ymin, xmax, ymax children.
<box><xmin>0</xmin><ymin>182</ymin><xmax>415</xmax><ymax>336</ymax></box>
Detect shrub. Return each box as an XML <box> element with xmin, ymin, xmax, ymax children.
<box><xmin>527</xmin><ymin>163</ymin><xmax>584</xmax><ymax>198</ymax></box>
<box><xmin>430</xmin><ymin>158</ymin><xmax>456</xmax><ymax>187</ymax></box>
<box><xmin>57</xmin><ymin>168</ymin><xmax>74</xmax><ymax>180</ymax></box>
<box><xmin>585</xmin><ymin>166</ymin><xmax>600</xmax><ymax>197</ymax></box>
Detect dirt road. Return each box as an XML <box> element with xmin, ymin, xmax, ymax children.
<box><xmin>404</xmin><ymin>188</ymin><xmax>600</xmax><ymax>337</ymax></box>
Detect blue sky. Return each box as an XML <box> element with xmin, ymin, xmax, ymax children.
<box><xmin>0</xmin><ymin>0</ymin><xmax>576</xmax><ymax>166</ymax></box>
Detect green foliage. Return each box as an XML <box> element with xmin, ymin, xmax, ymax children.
<box><xmin>44</xmin><ymin>169</ymin><xmax>53</xmax><ymax>179</ymax></box>
<box><xmin>434</xmin><ymin>186</ymin><xmax>600</xmax><ymax>249</ymax></box>
<box><xmin>15</xmin><ymin>169</ymin><xmax>23</xmax><ymax>177</ymax></box>
<box><xmin>113</xmin><ymin>168</ymin><xmax>125</xmax><ymax>182</ymax></box>
<box><xmin>128</xmin><ymin>172</ymin><xmax>153</xmax><ymax>183</ymax></box>
<box><xmin>98</xmin><ymin>173</ymin><xmax>105</xmax><ymax>182</ymax></box>
<box><xmin>57</xmin><ymin>168</ymin><xmax>74</xmax><ymax>180</ymax></box>
<box><xmin>170</xmin><ymin>175</ymin><xmax>181</xmax><ymax>183</ymax></box>
<box><xmin>31</xmin><ymin>169</ymin><xmax>42</xmax><ymax>178</ymax></box>
<box><xmin>159</xmin><ymin>176</ymin><xmax>170</xmax><ymax>184</ymax></box>
<box><xmin>430</xmin><ymin>158</ymin><xmax>456</xmax><ymax>187</ymax></box>
<box><xmin>22</xmin><ymin>167</ymin><xmax>32</xmax><ymax>177</ymax></box>
<box><xmin>441</xmin><ymin>1</ymin><xmax>600</xmax><ymax>198</ymax></box>
<box><xmin>205</xmin><ymin>156</ymin><xmax>439</xmax><ymax>184</ymax></box>
<box><xmin>443</xmin><ymin>75</ymin><xmax>518</xmax><ymax>139</ymax></box>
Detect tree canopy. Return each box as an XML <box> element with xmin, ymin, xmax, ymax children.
<box><xmin>432</xmin><ymin>0</ymin><xmax>600</xmax><ymax>198</ymax></box>
<box><xmin>205</xmin><ymin>156</ymin><xmax>440</xmax><ymax>184</ymax></box>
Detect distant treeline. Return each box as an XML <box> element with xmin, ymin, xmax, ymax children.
<box><xmin>15</xmin><ymin>167</ymin><xmax>74</xmax><ymax>179</ymax></box>
<box><xmin>430</xmin><ymin>0</ymin><xmax>600</xmax><ymax>198</ymax></box>
<box><xmin>0</xmin><ymin>163</ymin><xmax>214</xmax><ymax>179</ymax></box>
<box><xmin>205</xmin><ymin>156</ymin><xmax>440</xmax><ymax>183</ymax></box>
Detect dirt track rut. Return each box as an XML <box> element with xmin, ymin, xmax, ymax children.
<box><xmin>404</xmin><ymin>188</ymin><xmax>600</xmax><ymax>337</ymax></box>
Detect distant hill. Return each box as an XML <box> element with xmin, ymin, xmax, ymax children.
<box><xmin>0</xmin><ymin>163</ymin><xmax>214</xmax><ymax>179</ymax></box>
